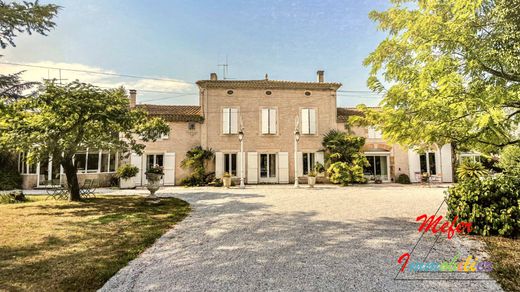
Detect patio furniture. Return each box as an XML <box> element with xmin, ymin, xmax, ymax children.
<box><xmin>45</xmin><ymin>179</ymin><xmax>69</xmax><ymax>200</ymax></box>
<box><xmin>414</xmin><ymin>172</ymin><xmax>423</xmax><ymax>184</ymax></box>
<box><xmin>429</xmin><ymin>173</ymin><xmax>442</xmax><ymax>184</ymax></box>
<box><xmin>80</xmin><ymin>179</ymin><xmax>98</xmax><ymax>199</ymax></box>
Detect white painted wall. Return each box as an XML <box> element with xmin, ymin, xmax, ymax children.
<box><xmin>408</xmin><ymin>144</ymin><xmax>453</xmax><ymax>183</ymax></box>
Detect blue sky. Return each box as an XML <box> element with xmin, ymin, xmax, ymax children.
<box><xmin>2</xmin><ymin>0</ymin><xmax>390</xmax><ymax>106</ymax></box>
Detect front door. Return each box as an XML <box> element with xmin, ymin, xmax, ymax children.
<box><xmin>364</xmin><ymin>155</ymin><xmax>390</xmax><ymax>182</ymax></box>
<box><xmin>420</xmin><ymin>152</ymin><xmax>436</xmax><ymax>175</ymax></box>
<box><xmin>259</xmin><ymin>153</ymin><xmax>277</xmax><ymax>183</ymax></box>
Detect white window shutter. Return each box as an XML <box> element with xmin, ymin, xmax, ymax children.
<box><xmin>222</xmin><ymin>108</ymin><xmax>230</xmax><ymax>134</ymax></box>
<box><xmin>130</xmin><ymin>153</ymin><xmax>142</xmax><ymax>186</ymax></box>
<box><xmin>163</xmin><ymin>153</ymin><xmax>176</xmax><ymax>185</ymax></box>
<box><xmin>215</xmin><ymin>152</ymin><xmax>224</xmax><ymax>178</ymax></box>
<box><xmin>247</xmin><ymin>152</ymin><xmax>258</xmax><ymax>184</ymax></box>
<box><xmin>278</xmin><ymin>152</ymin><xmax>289</xmax><ymax>183</ymax></box>
<box><xmin>230</xmin><ymin>108</ymin><xmax>238</xmax><ymax>134</ymax></box>
<box><xmin>296</xmin><ymin>151</ymin><xmax>303</xmax><ymax>176</ymax></box>
<box><xmin>309</xmin><ymin>109</ymin><xmax>316</xmax><ymax>134</ymax></box>
<box><xmin>301</xmin><ymin>109</ymin><xmax>309</xmax><ymax>134</ymax></box>
<box><xmin>269</xmin><ymin>109</ymin><xmax>277</xmax><ymax>134</ymax></box>
<box><xmin>261</xmin><ymin>108</ymin><xmax>269</xmax><ymax>134</ymax></box>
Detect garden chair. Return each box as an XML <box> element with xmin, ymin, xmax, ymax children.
<box><xmin>80</xmin><ymin>179</ymin><xmax>98</xmax><ymax>199</ymax></box>
<box><xmin>429</xmin><ymin>173</ymin><xmax>442</xmax><ymax>185</ymax></box>
<box><xmin>45</xmin><ymin>179</ymin><xmax>69</xmax><ymax>200</ymax></box>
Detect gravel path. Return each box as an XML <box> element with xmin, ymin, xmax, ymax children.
<box><xmin>100</xmin><ymin>185</ymin><xmax>502</xmax><ymax>291</ymax></box>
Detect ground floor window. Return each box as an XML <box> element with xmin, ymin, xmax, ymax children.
<box><xmin>18</xmin><ymin>152</ymin><xmax>37</xmax><ymax>174</ymax></box>
<box><xmin>364</xmin><ymin>155</ymin><xmax>389</xmax><ymax>181</ymax></box>
<box><xmin>74</xmin><ymin>150</ymin><xmax>117</xmax><ymax>174</ymax></box>
<box><xmin>260</xmin><ymin>153</ymin><xmax>276</xmax><ymax>178</ymax></box>
<box><xmin>224</xmin><ymin>153</ymin><xmax>237</xmax><ymax>176</ymax></box>
<box><xmin>146</xmin><ymin>154</ymin><xmax>164</xmax><ymax>171</ymax></box>
<box><xmin>420</xmin><ymin>153</ymin><xmax>436</xmax><ymax>175</ymax></box>
<box><xmin>302</xmin><ymin>152</ymin><xmax>315</xmax><ymax>175</ymax></box>
<box><xmin>459</xmin><ymin>153</ymin><xmax>481</xmax><ymax>164</ymax></box>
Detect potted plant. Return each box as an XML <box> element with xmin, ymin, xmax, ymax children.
<box><xmin>145</xmin><ymin>164</ymin><xmax>164</xmax><ymax>197</ymax></box>
<box><xmin>222</xmin><ymin>172</ymin><xmax>232</xmax><ymax>188</ymax></box>
<box><xmin>308</xmin><ymin>162</ymin><xmax>325</xmax><ymax>188</ymax></box>
<box><xmin>116</xmin><ymin>164</ymin><xmax>139</xmax><ymax>189</ymax></box>
<box><xmin>374</xmin><ymin>175</ymin><xmax>383</xmax><ymax>184</ymax></box>
<box><xmin>307</xmin><ymin>171</ymin><xmax>317</xmax><ymax>187</ymax></box>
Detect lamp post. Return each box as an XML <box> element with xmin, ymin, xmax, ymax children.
<box><xmin>238</xmin><ymin>128</ymin><xmax>245</xmax><ymax>189</ymax></box>
<box><xmin>294</xmin><ymin>129</ymin><xmax>301</xmax><ymax>188</ymax></box>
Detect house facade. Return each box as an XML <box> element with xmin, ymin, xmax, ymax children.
<box><xmin>18</xmin><ymin>71</ymin><xmax>455</xmax><ymax>189</ymax></box>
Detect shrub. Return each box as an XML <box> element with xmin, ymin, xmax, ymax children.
<box><xmin>116</xmin><ymin>164</ymin><xmax>139</xmax><ymax>179</ymax></box>
<box><xmin>0</xmin><ymin>152</ymin><xmax>22</xmax><ymax>190</ymax></box>
<box><xmin>180</xmin><ymin>146</ymin><xmax>214</xmax><ymax>186</ymax></box>
<box><xmin>497</xmin><ymin>145</ymin><xmax>520</xmax><ymax>175</ymax></box>
<box><xmin>327</xmin><ymin>161</ymin><xmax>367</xmax><ymax>186</ymax></box>
<box><xmin>396</xmin><ymin>173</ymin><xmax>411</xmax><ymax>184</ymax></box>
<box><xmin>0</xmin><ymin>190</ymin><xmax>26</xmax><ymax>204</ymax></box>
<box><xmin>446</xmin><ymin>174</ymin><xmax>519</xmax><ymax>237</ymax></box>
<box><xmin>180</xmin><ymin>175</ymin><xmax>204</xmax><ymax>187</ymax></box>
<box><xmin>456</xmin><ymin>160</ymin><xmax>488</xmax><ymax>180</ymax></box>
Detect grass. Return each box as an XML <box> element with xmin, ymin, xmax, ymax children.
<box><xmin>0</xmin><ymin>195</ymin><xmax>190</xmax><ymax>291</ymax></box>
<box><xmin>481</xmin><ymin>236</ymin><xmax>520</xmax><ymax>292</ymax></box>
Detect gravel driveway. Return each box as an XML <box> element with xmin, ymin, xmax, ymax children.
<box><xmin>100</xmin><ymin>185</ymin><xmax>502</xmax><ymax>291</ymax></box>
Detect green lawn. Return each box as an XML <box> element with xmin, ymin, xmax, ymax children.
<box><xmin>482</xmin><ymin>236</ymin><xmax>520</xmax><ymax>292</ymax></box>
<box><xmin>0</xmin><ymin>196</ymin><xmax>190</xmax><ymax>291</ymax></box>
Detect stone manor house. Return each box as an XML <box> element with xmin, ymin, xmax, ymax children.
<box><xmin>19</xmin><ymin>71</ymin><xmax>464</xmax><ymax>188</ymax></box>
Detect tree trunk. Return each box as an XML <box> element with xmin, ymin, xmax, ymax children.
<box><xmin>62</xmin><ymin>158</ymin><xmax>81</xmax><ymax>201</ymax></box>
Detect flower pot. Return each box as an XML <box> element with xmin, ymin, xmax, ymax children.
<box><xmin>223</xmin><ymin>176</ymin><xmax>232</xmax><ymax>188</ymax></box>
<box><xmin>119</xmin><ymin>178</ymin><xmax>135</xmax><ymax>189</ymax></box>
<box><xmin>307</xmin><ymin>176</ymin><xmax>316</xmax><ymax>188</ymax></box>
<box><xmin>145</xmin><ymin>173</ymin><xmax>162</xmax><ymax>197</ymax></box>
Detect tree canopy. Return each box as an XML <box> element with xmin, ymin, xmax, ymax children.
<box><xmin>357</xmin><ymin>0</ymin><xmax>520</xmax><ymax>154</ymax></box>
<box><xmin>0</xmin><ymin>81</ymin><xmax>169</xmax><ymax>200</ymax></box>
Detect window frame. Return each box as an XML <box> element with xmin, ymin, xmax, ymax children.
<box><xmin>223</xmin><ymin>153</ymin><xmax>237</xmax><ymax>176</ymax></box>
<box><xmin>301</xmin><ymin>108</ymin><xmax>317</xmax><ymax>135</ymax></box>
<box><xmin>261</xmin><ymin>107</ymin><xmax>277</xmax><ymax>135</ymax></box>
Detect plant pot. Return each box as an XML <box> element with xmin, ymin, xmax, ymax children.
<box><xmin>307</xmin><ymin>176</ymin><xmax>316</xmax><ymax>188</ymax></box>
<box><xmin>145</xmin><ymin>173</ymin><xmax>162</xmax><ymax>197</ymax></box>
<box><xmin>119</xmin><ymin>178</ymin><xmax>135</xmax><ymax>189</ymax></box>
<box><xmin>223</xmin><ymin>176</ymin><xmax>231</xmax><ymax>188</ymax></box>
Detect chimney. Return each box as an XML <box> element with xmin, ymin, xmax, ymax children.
<box><xmin>129</xmin><ymin>89</ymin><xmax>136</xmax><ymax>108</ymax></box>
<box><xmin>210</xmin><ymin>72</ymin><xmax>218</xmax><ymax>81</ymax></box>
<box><xmin>317</xmin><ymin>70</ymin><xmax>324</xmax><ymax>83</ymax></box>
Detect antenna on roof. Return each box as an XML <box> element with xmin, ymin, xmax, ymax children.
<box><xmin>217</xmin><ymin>55</ymin><xmax>230</xmax><ymax>80</ymax></box>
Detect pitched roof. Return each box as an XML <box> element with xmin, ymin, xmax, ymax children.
<box><xmin>196</xmin><ymin>79</ymin><xmax>342</xmax><ymax>90</ymax></box>
<box><xmin>337</xmin><ymin>107</ymin><xmax>365</xmax><ymax>123</ymax></box>
<box><xmin>137</xmin><ymin>104</ymin><xmax>203</xmax><ymax>123</ymax></box>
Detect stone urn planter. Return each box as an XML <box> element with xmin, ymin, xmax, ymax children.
<box><xmin>145</xmin><ymin>165</ymin><xmax>164</xmax><ymax>198</ymax></box>
<box><xmin>145</xmin><ymin>173</ymin><xmax>162</xmax><ymax>198</ymax></box>
<box><xmin>222</xmin><ymin>172</ymin><xmax>232</xmax><ymax>188</ymax></box>
<box><xmin>307</xmin><ymin>173</ymin><xmax>317</xmax><ymax>188</ymax></box>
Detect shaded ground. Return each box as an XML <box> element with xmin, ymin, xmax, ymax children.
<box><xmin>0</xmin><ymin>196</ymin><xmax>190</xmax><ymax>291</ymax></box>
<box><xmin>99</xmin><ymin>185</ymin><xmax>501</xmax><ymax>291</ymax></box>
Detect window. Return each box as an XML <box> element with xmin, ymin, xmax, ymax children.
<box><xmin>188</xmin><ymin>122</ymin><xmax>196</xmax><ymax>131</ymax></box>
<box><xmin>265</xmin><ymin>90</ymin><xmax>272</xmax><ymax>95</ymax></box>
<box><xmin>147</xmin><ymin>154</ymin><xmax>164</xmax><ymax>171</ymax></box>
<box><xmin>420</xmin><ymin>153</ymin><xmax>436</xmax><ymax>175</ymax></box>
<box><xmin>363</xmin><ymin>155</ymin><xmax>389</xmax><ymax>181</ymax></box>
<box><xmin>161</xmin><ymin>132</ymin><xmax>169</xmax><ymax>140</ymax></box>
<box><xmin>260</xmin><ymin>154</ymin><xmax>276</xmax><ymax>178</ymax></box>
<box><xmin>227</xmin><ymin>90</ymin><xmax>234</xmax><ymax>95</ymax></box>
<box><xmin>86</xmin><ymin>151</ymin><xmax>100</xmax><ymax>173</ymax></box>
<box><xmin>368</xmin><ymin>127</ymin><xmax>382</xmax><ymax>139</ymax></box>
<box><xmin>109</xmin><ymin>152</ymin><xmax>117</xmax><ymax>172</ymax></box>
<box><xmin>222</xmin><ymin>108</ymin><xmax>238</xmax><ymax>134</ymax></box>
<box><xmin>261</xmin><ymin>108</ymin><xmax>277</xmax><ymax>134</ymax></box>
<box><xmin>224</xmin><ymin>153</ymin><xmax>237</xmax><ymax>176</ymax></box>
<box><xmin>18</xmin><ymin>152</ymin><xmax>36</xmax><ymax>174</ymax></box>
<box><xmin>304</xmin><ymin>91</ymin><xmax>311</xmax><ymax>96</ymax></box>
<box><xmin>75</xmin><ymin>153</ymin><xmax>87</xmax><ymax>172</ymax></box>
<box><xmin>302</xmin><ymin>153</ymin><xmax>316</xmax><ymax>175</ymax></box>
<box><xmin>101</xmin><ymin>153</ymin><xmax>109</xmax><ymax>172</ymax></box>
<box><xmin>301</xmin><ymin>108</ymin><xmax>317</xmax><ymax>134</ymax></box>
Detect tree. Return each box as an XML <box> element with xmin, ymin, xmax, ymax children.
<box><xmin>359</xmin><ymin>0</ymin><xmax>520</xmax><ymax>154</ymax></box>
<box><xmin>0</xmin><ymin>0</ymin><xmax>59</xmax><ymax>49</ymax></box>
<box><xmin>321</xmin><ymin>129</ymin><xmax>368</xmax><ymax>185</ymax></box>
<box><xmin>0</xmin><ymin>81</ymin><xmax>169</xmax><ymax>201</ymax></box>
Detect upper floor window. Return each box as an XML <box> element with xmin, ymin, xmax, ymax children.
<box><xmin>261</xmin><ymin>108</ymin><xmax>277</xmax><ymax>134</ymax></box>
<box><xmin>301</xmin><ymin>108</ymin><xmax>316</xmax><ymax>135</ymax></box>
<box><xmin>222</xmin><ymin>108</ymin><xmax>238</xmax><ymax>134</ymax></box>
<box><xmin>368</xmin><ymin>126</ymin><xmax>382</xmax><ymax>139</ymax></box>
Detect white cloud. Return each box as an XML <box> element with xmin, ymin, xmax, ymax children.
<box><xmin>0</xmin><ymin>60</ymin><xmax>199</xmax><ymax>104</ymax></box>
